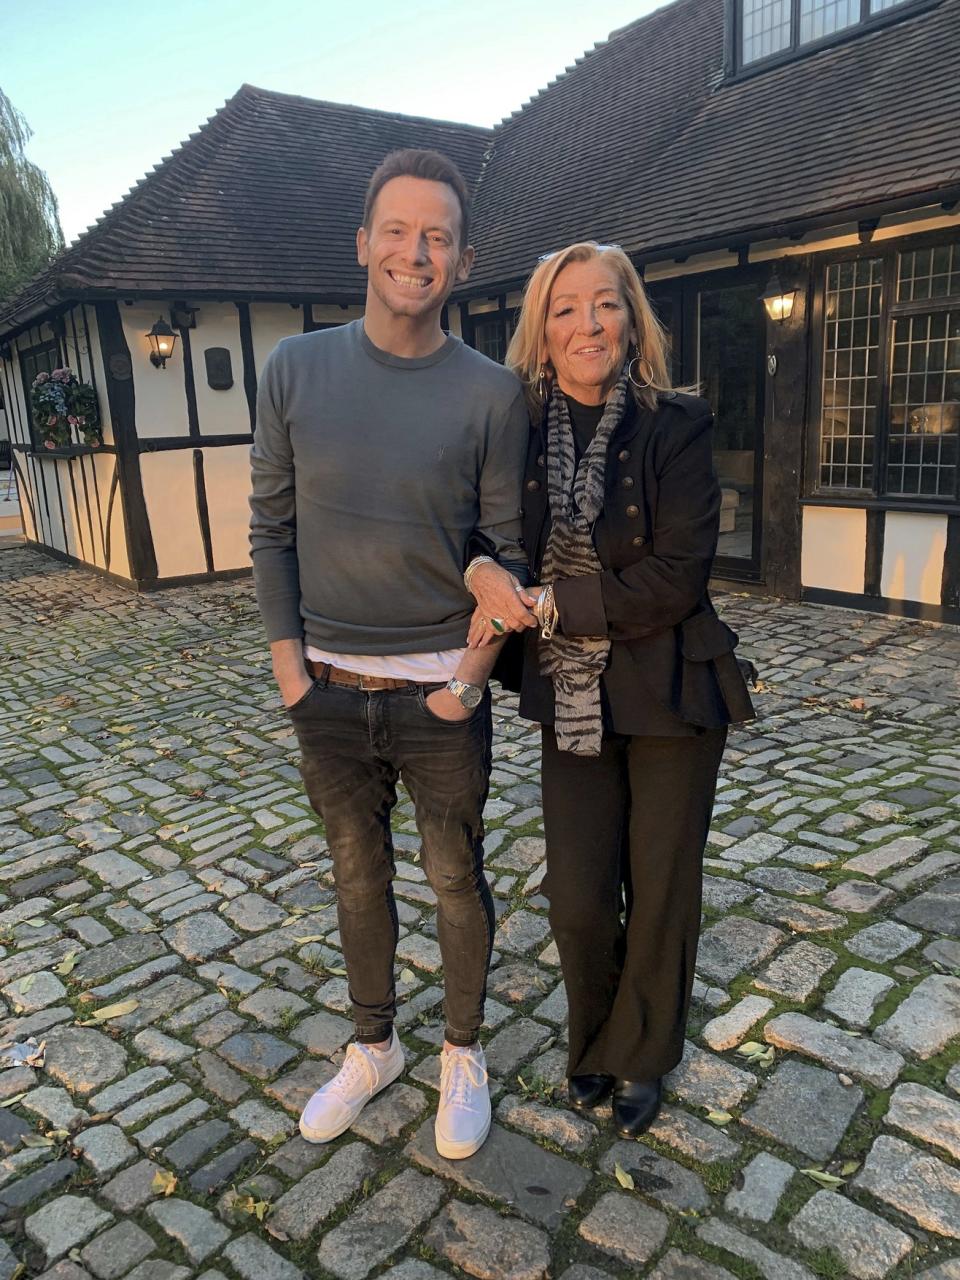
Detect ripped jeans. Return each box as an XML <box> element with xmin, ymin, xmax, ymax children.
<box><xmin>288</xmin><ymin>678</ymin><xmax>495</xmax><ymax>1046</ymax></box>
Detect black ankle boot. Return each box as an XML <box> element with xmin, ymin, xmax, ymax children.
<box><xmin>567</xmin><ymin>1073</ymin><xmax>614</xmax><ymax>1111</ymax></box>
<box><xmin>612</xmin><ymin>1077</ymin><xmax>662</xmax><ymax>1137</ymax></box>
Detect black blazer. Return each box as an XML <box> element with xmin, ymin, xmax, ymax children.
<box><xmin>496</xmin><ymin>390</ymin><xmax>755</xmax><ymax>734</ymax></box>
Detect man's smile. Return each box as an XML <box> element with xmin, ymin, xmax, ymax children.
<box><xmin>387</xmin><ymin>270</ymin><xmax>432</xmax><ymax>289</ymax></box>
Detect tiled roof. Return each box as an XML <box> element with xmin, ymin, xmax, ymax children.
<box><xmin>467</xmin><ymin>0</ymin><xmax>960</xmax><ymax>290</ymax></box>
<box><xmin>0</xmin><ymin>86</ymin><xmax>491</xmax><ymax>331</ymax></box>
<box><xmin>3</xmin><ymin>0</ymin><xmax>958</xmax><ymax>332</ymax></box>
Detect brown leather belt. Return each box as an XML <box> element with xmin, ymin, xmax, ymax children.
<box><xmin>305</xmin><ymin>659</ymin><xmax>419</xmax><ymax>692</ymax></box>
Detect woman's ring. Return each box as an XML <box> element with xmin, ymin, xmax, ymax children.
<box><xmin>490</xmin><ymin>618</ymin><xmax>505</xmax><ymax>633</ymax></box>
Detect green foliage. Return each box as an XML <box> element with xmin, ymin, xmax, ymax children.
<box><xmin>0</xmin><ymin>87</ymin><xmax>64</xmax><ymax>304</ymax></box>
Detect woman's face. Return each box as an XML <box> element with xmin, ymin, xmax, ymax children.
<box><xmin>543</xmin><ymin>257</ymin><xmax>635</xmax><ymax>405</ymax></box>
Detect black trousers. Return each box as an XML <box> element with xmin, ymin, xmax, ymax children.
<box><xmin>541</xmin><ymin>725</ymin><xmax>727</xmax><ymax>1081</ymax></box>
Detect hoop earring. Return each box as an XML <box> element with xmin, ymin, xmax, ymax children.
<box><xmin>627</xmin><ymin>346</ymin><xmax>653</xmax><ymax>390</ymax></box>
<box><xmin>536</xmin><ymin>365</ymin><xmax>549</xmax><ymax>402</ymax></box>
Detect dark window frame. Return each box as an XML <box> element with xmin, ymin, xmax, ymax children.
<box><xmin>463</xmin><ymin>296</ymin><xmax>514</xmax><ymax>365</ymax></box>
<box><xmin>806</xmin><ymin>227</ymin><xmax>960</xmax><ymax>510</ymax></box>
<box><xmin>727</xmin><ymin>0</ymin><xmax>941</xmax><ymax>78</ymax></box>
<box><xmin>19</xmin><ymin>338</ymin><xmax>61</xmax><ymax>450</ymax></box>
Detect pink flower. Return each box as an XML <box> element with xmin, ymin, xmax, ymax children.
<box><xmin>44</xmin><ymin>440</ymin><xmax>55</xmax><ymax>449</ymax></box>
<box><xmin>68</xmin><ymin>415</ymin><xmax>78</xmax><ymax>426</ymax></box>
<box><xmin>34</xmin><ymin>371</ymin><xmax>50</xmax><ymax>385</ymax></box>
<box><xmin>47</xmin><ymin>415</ymin><xmax>57</xmax><ymax>426</ymax></box>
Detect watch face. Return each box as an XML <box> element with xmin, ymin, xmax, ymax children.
<box><xmin>460</xmin><ymin>684</ymin><xmax>483</xmax><ymax>709</ymax></box>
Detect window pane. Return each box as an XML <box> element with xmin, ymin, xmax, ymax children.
<box><xmin>819</xmin><ymin>258</ymin><xmax>883</xmax><ymax>491</ymax></box>
<box><xmin>472</xmin><ymin>317</ymin><xmax>506</xmax><ymax>364</ymax></box>
<box><xmin>870</xmin><ymin>0</ymin><xmax>908</xmax><ymax>11</ymax></box>
<box><xmin>741</xmin><ymin>0</ymin><xmax>791</xmax><ymax>64</ymax></box>
<box><xmin>885</xmin><ymin>311</ymin><xmax>960</xmax><ymax>498</ymax></box>
<box><xmin>799</xmin><ymin>0</ymin><xmax>859</xmax><ymax>43</ymax></box>
<box><xmin>897</xmin><ymin>240</ymin><xmax>960</xmax><ymax>303</ymax></box>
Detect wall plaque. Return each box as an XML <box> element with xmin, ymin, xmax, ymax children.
<box><xmin>204</xmin><ymin>347</ymin><xmax>233</xmax><ymax>390</ymax></box>
<box><xmin>108</xmin><ymin>353</ymin><xmax>132</xmax><ymax>381</ymax></box>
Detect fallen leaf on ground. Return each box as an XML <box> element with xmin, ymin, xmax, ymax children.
<box><xmin>79</xmin><ymin>999</ymin><xmax>139</xmax><ymax>1025</ymax></box>
<box><xmin>152</xmin><ymin>1169</ymin><xmax>178</xmax><ymax>1196</ymax></box>
<box><xmin>705</xmin><ymin>1109</ymin><xmax>733</xmax><ymax>1127</ymax></box>
<box><xmin>53</xmin><ymin>952</ymin><xmax>78</xmax><ymax>976</ymax></box>
<box><xmin>0</xmin><ymin>1093</ymin><xmax>27</xmax><ymax>1108</ymax></box>
<box><xmin>613</xmin><ymin>1162</ymin><xmax>635</xmax><ymax>1190</ymax></box>
<box><xmin>801</xmin><ymin>1167</ymin><xmax>845</xmax><ymax>1188</ymax></box>
<box><xmin>399</xmin><ymin>968</ymin><xmax>416</xmax><ymax>985</ymax></box>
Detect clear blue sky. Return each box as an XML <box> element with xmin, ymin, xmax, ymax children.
<box><xmin>3</xmin><ymin>0</ymin><xmax>660</xmax><ymax>245</ymax></box>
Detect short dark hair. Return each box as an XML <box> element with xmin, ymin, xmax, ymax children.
<box><xmin>362</xmin><ymin>149</ymin><xmax>471</xmax><ymax>249</ymax></box>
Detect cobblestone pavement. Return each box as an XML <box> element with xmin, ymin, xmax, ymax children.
<box><xmin>1</xmin><ymin>544</ymin><xmax>960</xmax><ymax>1280</ymax></box>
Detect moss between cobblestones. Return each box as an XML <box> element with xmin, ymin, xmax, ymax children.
<box><xmin>666</xmin><ymin>1221</ymin><xmax>765</xmax><ymax>1280</ymax></box>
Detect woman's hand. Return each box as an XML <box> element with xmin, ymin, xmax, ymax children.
<box><xmin>467</xmin><ymin>562</ymin><xmax>539</xmax><ymax>642</ymax></box>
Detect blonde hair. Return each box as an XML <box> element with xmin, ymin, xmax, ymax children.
<box><xmin>506</xmin><ymin>242</ymin><xmax>672</xmax><ymax>412</ymax></box>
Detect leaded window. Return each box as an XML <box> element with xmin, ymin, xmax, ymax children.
<box><xmin>19</xmin><ymin>339</ymin><xmax>60</xmax><ymax>449</ymax></box>
<box><xmin>471</xmin><ymin>315</ymin><xmax>512</xmax><ymax>364</ymax></box>
<box><xmin>741</xmin><ymin>0</ymin><xmax>791</xmax><ymax>63</ymax></box>
<box><xmin>819</xmin><ymin>259</ymin><xmax>882</xmax><ymax>491</ymax></box>
<box><xmin>739</xmin><ymin>0</ymin><xmax>914</xmax><ymax>68</ymax></box>
<box><xmin>816</xmin><ymin>237</ymin><xmax>960</xmax><ymax>503</ymax></box>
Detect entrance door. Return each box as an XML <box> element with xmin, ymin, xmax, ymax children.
<box><xmin>697</xmin><ymin>282</ymin><xmax>764</xmax><ymax>573</ymax></box>
<box><xmin>649</xmin><ymin>275</ymin><xmax>765</xmax><ymax>576</ymax></box>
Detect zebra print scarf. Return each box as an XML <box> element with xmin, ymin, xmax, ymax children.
<box><xmin>540</xmin><ymin>367</ymin><xmax>630</xmax><ymax>756</ymax></box>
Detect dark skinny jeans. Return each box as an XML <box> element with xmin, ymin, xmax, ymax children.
<box><xmin>288</xmin><ymin>677</ymin><xmax>495</xmax><ymax>1046</ymax></box>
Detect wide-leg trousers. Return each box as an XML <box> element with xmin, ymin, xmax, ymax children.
<box><xmin>541</xmin><ymin>725</ymin><xmax>727</xmax><ymax>1081</ymax></box>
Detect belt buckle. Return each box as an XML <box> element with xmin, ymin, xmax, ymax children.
<box><xmin>356</xmin><ymin>672</ymin><xmax>375</xmax><ymax>691</ymax></box>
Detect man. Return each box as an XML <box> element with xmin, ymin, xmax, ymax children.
<box><xmin>249</xmin><ymin>149</ymin><xmax>533</xmax><ymax>1159</ymax></box>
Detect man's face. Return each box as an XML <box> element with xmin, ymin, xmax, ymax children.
<box><xmin>357</xmin><ymin>176</ymin><xmax>474</xmax><ymax>320</ymax></box>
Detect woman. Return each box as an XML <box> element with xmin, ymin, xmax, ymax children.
<box><xmin>467</xmin><ymin>242</ymin><xmax>754</xmax><ymax>1138</ymax></box>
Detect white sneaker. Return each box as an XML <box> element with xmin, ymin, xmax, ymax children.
<box><xmin>299</xmin><ymin>1031</ymin><xmax>404</xmax><ymax>1143</ymax></box>
<box><xmin>435</xmin><ymin>1043</ymin><xmax>491</xmax><ymax>1160</ymax></box>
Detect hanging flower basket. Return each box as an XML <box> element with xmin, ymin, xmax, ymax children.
<box><xmin>30</xmin><ymin>368</ymin><xmax>102</xmax><ymax>449</ymax></box>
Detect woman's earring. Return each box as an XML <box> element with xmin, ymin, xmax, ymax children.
<box><xmin>537</xmin><ymin>365</ymin><xmax>549</xmax><ymax>401</ymax></box>
<box><xmin>627</xmin><ymin>345</ymin><xmax>653</xmax><ymax>390</ymax></box>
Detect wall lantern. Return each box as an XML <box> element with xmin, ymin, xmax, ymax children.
<box><xmin>147</xmin><ymin>318</ymin><xmax>178</xmax><ymax>369</ymax></box>
<box><xmin>761</xmin><ymin>273</ymin><xmax>797</xmax><ymax>323</ymax></box>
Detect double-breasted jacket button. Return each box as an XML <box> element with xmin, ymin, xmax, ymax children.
<box><xmin>632</xmin><ymin>535</ymin><xmax>646</xmax><ymax>546</ymax></box>
<box><xmin>625</xmin><ymin>504</ymin><xmax>640</xmax><ymax>518</ymax></box>
<box><xmin>526</xmin><ymin>479</ymin><xmax>540</xmax><ymax>492</ymax></box>
<box><xmin>536</xmin><ymin>454</ymin><xmax>545</xmax><ymax>467</ymax></box>
<box><xmin>618</xmin><ymin>449</ymin><xmax>630</xmax><ymax>462</ymax></box>
<box><xmin>621</xmin><ymin>476</ymin><xmax>635</xmax><ymax>489</ymax></box>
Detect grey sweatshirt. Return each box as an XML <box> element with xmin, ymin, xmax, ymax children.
<box><xmin>249</xmin><ymin>320</ymin><xmax>528</xmax><ymax>654</ymax></box>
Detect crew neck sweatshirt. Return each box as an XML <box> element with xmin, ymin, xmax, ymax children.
<box><xmin>249</xmin><ymin>320</ymin><xmax>529</xmax><ymax>655</ymax></box>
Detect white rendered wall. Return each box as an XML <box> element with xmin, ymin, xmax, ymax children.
<box><xmin>250</xmin><ymin>304</ymin><xmax>304</xmax><ymax>381</ymax></box>
<box><xmin>189</xmin><ymin>304</ymin><xmax>249</xmax><ymax>436</ymax></box>
<box><xmin>120</xmin><ymin>305</ymin><xmax>190</xmax><ymax>439</ymax></box>
<box><xmin>140</xmin><ymin>450</ymin><xmax>206</xmax><ymax>578</ymax></box>
<box><xmin>801</xmin><ymin>507</ymin><xmax>867</xmax><ymax>594</ymax></box>
<box><xmin>881</xmin><ymin>513</ymin><xmax>948</xmax><ymax>605</ymax></box>
<box><xmin>203</xmin><ymin>444</ymin><xmax>255</xmax><ymax>571</ymax></box>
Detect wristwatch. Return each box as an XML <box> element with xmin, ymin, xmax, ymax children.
<box><xmin>445</xmin><ymin>677</ymin><xmax>484</xmax><ymax>709</ymax></box>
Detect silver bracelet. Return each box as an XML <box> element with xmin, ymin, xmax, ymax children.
<box><xmin>464</xmin><ymin>555</ymin><xmax>495</xmax><ymax>591</ymax></box>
